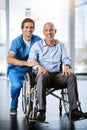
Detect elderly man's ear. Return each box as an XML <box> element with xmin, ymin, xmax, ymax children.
<box><xmin>54</xmin><ymin>29</ymin><xmax>60</xmax><ymax>44</ymax></box>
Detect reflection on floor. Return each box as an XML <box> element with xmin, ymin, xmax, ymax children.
<box><xmin>0</xmin><ymin>77</ymin><xmax>87</xmax><ymax>130</ymax></box>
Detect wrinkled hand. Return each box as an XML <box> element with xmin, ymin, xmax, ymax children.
<box><xmin>37</xmin><ymin>65</ymin><xmax>48</xmax><ymax>76</ymax></box>
<box><xmin>62</xmin><ymin>65</ymin><xmax>73</xmax><ymax>76</ymax></box>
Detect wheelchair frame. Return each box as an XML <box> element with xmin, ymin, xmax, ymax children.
<box><xmin>22</xmin><ymin>72</ymin><xmax>82</xmax><ymax>121</ymax></box>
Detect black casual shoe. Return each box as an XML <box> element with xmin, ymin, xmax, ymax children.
<box><xmin>10</xmin><ymin>109</ymin><xmax>17</xmax><ymax>116</ymax></box>
<box><xmin>35</xmin><ymin>112</ymin><xmax>46</xmax><ymax>121</ymax></box>
<box><xmin>71</xmin><ymin>109</ymin><xmax>87</xmax><ymax>120</ymax></box>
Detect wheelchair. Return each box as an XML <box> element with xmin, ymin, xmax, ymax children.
<box><xmin>22</xmin><ymin>71</ymin><xmax>82</xmax><ymax>121</ymax></box>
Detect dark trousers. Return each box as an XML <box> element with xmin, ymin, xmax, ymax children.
<box><xmin>35</xmin><ymin>72</ymin><xmax>79</xmax><ymax>111</ymax></box>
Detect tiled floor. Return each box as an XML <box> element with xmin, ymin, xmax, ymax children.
<box><xmin>0</xmin><ymin>76</ymin><xmax>87</xmax><ymax>130</ymax></box>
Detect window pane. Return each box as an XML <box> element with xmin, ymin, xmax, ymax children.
<box><xmin>0</xmin><ymin>9</ymin><xmax>6</xmax><ymax>75</ymax></box>
<box><xmin>75</xmin><ymin>0</ymin><xmax>87</xmax><ymax>73</ymax></box>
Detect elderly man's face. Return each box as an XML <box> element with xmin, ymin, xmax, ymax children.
<box><xmin>43</xmin><ymin>23</ymin><xmax>56</xmax><ymax>41</ymax></box>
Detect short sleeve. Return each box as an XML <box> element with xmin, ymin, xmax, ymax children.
<box><xmin>8</xmin><ymin>39</ymin><xmax>19</xmax><ymax>54</ymax></box>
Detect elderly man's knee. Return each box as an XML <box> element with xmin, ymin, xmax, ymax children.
<box><xmin>69</xmin><ymin>73</ymin><xmax>77</xmax><ymax>81</ymax></box>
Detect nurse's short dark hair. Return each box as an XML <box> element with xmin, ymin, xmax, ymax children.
<box><xmin>21</xmin><ymin>18</ymin><xmax>35</xmax><ymax>29</ymax></box>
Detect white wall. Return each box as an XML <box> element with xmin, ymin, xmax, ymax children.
<box><xmin>0</xmin><ymin>0</ymin><xmax>5</xmax><ymax>9</ymax></box>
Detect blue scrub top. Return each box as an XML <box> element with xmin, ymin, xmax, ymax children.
<box><xmin>7</xmin><ymin>34</ymin><xmax>42</xmax><ymax>75</ymax></box>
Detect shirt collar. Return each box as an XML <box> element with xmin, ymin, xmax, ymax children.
<box><xmin>43</xmin><ymin>40</ymin><xmax>47</xmax><ymax>47</ymax></box>
<box><xmin>42</xmin><ymin>39</ymin><xmax>56</xmax><ymax>47</ymax></box>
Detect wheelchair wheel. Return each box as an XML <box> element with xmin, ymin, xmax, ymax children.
<box><xmin>22</xmin><ymin>73</ymin><xmax>38</xmax><ymax>120</ymax></box>
<box><xmin>61</xmin><ymin>88</ymin><xmax>70</xmax><ymax>114</ymax></box>
<box><xmin>22</xmin><ymin>78</ymin><xmax>26</xmax><ymax>113</ymax></box>
<box><xmin>22</xmin><ymin>73</ymin><xmax>32</xmax><ymax>116</ymax></box>
<box><xmin>29</xmin><ymin>85</ymin><xmax>39</xmax><ymax>120</ymax></box>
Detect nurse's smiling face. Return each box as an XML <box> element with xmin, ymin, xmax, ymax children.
<box><xmin>22</xmin><ymin>22</ymin><xmax>35</xmax><ymax>42</ymax></box>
